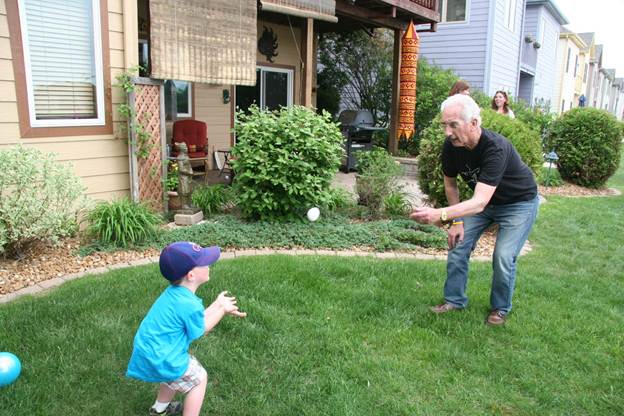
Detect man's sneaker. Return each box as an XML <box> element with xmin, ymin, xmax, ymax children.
<box><xmin>430</xmin><ymin>303</ymin><xmax>460</xmax><ymax>314</ymax></box>
<box><xmin>149</xmin><ymin>401</ymin><xmax>183</xmax><ymax>416</ymax></box>
<box><xmin>486</xmin><ymin>310</ymin><xmax>507</xmax><ymax>326</ymax></box>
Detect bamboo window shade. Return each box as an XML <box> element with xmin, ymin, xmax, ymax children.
<box><xmin>260</xmin><ymin>0</ymin><xmax>337</xmax><ymax>22</ymax></box>
<box><xmin>150</xmin><ymin>0</ymin><xmax>257</xmax><ymax>85</ymax></box>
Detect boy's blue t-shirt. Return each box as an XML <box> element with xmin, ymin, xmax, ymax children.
<box><xmin>126</xmin><ymin>285</ymin><xmax>205</xmax><ymax>382</ymax></box>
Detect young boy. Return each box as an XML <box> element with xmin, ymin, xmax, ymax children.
<box><xmin>127</xmin><ymin>242</ymin><xmax>246</xmax><ymax>416</ymax></box>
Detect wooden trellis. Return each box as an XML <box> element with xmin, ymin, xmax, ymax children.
<box><xmin>127</xmin><ymin>78</ymin><xmax>167</xmax><ymax>212</ymax></box>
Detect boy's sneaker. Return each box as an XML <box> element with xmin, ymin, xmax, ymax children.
<box><xmin>149</xmin><ymin>401</ymin><xmax>183</xmax><ymax>416</ymax></box>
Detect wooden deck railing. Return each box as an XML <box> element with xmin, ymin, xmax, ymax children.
<box><xmin>409</xmin><ymin>0</ymin><xmax>437</xmax><ymax>11</ymax></box>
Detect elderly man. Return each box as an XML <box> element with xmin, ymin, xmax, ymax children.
<box><xmin>410</xmin><ymin>94</ymin><xmax>539</xmax><ymax>325</ymax></box>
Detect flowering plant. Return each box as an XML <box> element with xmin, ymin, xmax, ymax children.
<box><xmin>165</xmin><ymin>161</ymin><xmax>179</xmax><ymax>192</ymax></box>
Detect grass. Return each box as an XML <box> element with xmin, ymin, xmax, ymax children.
<box><xmin>1</xmin><ymin>160</ymin><xmax>623</xmax><ymax>415</ymax></box>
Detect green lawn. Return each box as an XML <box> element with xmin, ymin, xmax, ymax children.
<box><xmin>1</xmin><ymin>162</ymin><xmax>622</xmax><ymax>415</ymax></box>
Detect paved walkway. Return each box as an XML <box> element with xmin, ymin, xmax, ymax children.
<box><xmin>332</xmin><ymin>171</ymin><xmax>427</xmax><ymax>208</ymax></box>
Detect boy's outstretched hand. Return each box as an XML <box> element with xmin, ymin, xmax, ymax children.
<box><xmin>216</xmin><ymin>291</ymin><xmax>247</xmax><ymax>318</ymax></box>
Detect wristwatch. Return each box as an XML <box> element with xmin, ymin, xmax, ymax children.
<box><xmin>440</xmin><ymin>209</ymin><xmax>448</xmax><ymax>223</ymax></box>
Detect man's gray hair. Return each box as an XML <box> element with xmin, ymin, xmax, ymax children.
<box><xmin>441</xmin><ymin>94</ymin><xmax>481</xmax><ymax>124</ymax></box>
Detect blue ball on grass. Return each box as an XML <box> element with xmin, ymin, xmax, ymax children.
<box><xmin>0</xmin><ymin>352</ymin><xmax>21</xmax><ymax>387</ymax></box>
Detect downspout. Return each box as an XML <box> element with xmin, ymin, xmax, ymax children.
<box><xmin>483</xmin><ymin>0</ymin><xmax>497</xmax><ymax>95</ymax></box>
<box><xmin>514</xmin><ymin>0</ymin><xmax>527</xmax><ymax>98</ymax></box>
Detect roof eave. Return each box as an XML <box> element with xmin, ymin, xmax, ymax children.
<box><xmin>527</xmin><ymin>0</ymin><xmax>568</xmax><ymax>25</ymax></box>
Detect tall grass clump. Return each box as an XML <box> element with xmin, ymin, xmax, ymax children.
<box><xmin>86</xmin><ymin>198</ymin><xmax>161</xmax><ymax>248</ymax></box>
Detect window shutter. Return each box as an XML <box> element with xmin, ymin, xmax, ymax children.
<box><xmin>22</xmin><ymin>0</ymin><xmax>98</xmax><ymax>120</ymax></box>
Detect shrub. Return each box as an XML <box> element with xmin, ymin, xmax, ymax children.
<box><xmin>0</xmin><ymin>146</ymin><xmax>86</xmax><ymax>257</ymax></box>
<box><xmin>414</xmin><ymin>59</ymin><xmax>459</xmax><ymax>141</ymax></box>
<box><xmin>324</xmin><ymin>186</ymin><xmax>355</xmax><ymax>211</ymax></box>
<box><xmin>510</xmin><ymin>99</ymin><xmax>556</xmax><ymax>144</ymax></box>
<box><xmin>355</xmin><ymin>148</ymin><xmax>404</xmax><ymax>216</ymax></box>
<box><xmin>231</xmin><ymin>106</ymin><xmax>344</xmax><ymax>221</ymax></box>
<box><xmin>86</xmin><ymin>198</ymin><xmax>161</xmax><ymax>248</ymax></box>
<box><xmin>418</xmin><ymin>110</ymin><xmax>542</xmax><ymax>207</ymax></box>
<box><xmin>383</xmin><ymin>191</ymin><xmax>411</xmax><ymax>217</ymax></box>
<box><xmin>538</xmin><ymin>166</ymin><xmax>563</xmax><ymax>187</ymax></box>
<box><xmin>545</xmin><ymin>108</ymin><xmax>623</xmax><ymax>188</ymax></box>
<box><xmin>191</xmin><ymin>184</ymin><xmax>234</xmax><ymax>217</ymax></box>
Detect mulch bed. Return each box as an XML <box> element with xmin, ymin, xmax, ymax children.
<box><xmin>1</xmin><ymin>182</ymin><xmax>619</xmax><ymax>296</ymax></box>
<box><xmin>538</xmin><ymin>184</ymin><xmax>620</xmax><ymax>197</ymax></box>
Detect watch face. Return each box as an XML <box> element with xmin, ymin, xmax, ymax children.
<box><xmin>441</xmin><ymin>210</ymin><xmax>448</xmax><ymax>221</ymax></box>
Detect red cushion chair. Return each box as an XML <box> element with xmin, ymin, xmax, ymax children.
<box><xmin>171</xmin><ymin>120</ymin><xmax>208</xmax><ymax>158</ymax></box>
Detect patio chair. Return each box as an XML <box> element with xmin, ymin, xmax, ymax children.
<box><xmin>213</xmin><ymin>146</ymin><xmax>234</xmax><ymax>184</ymax></box>
<box><xmin>171</xmin><ymin>119</ymin><xmax>209</xmax><ymax>182</ymax></box>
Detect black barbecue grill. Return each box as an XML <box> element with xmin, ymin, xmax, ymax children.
<box><xmin>338</xmin><ymin>110</ymin><xmax>386</xmax><ymax>171</ymax></box>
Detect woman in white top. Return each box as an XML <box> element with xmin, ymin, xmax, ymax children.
<box><xmin>491</xmin><ymin>90</ymin><xmax>515</xmax><ymax>118</ymax></box>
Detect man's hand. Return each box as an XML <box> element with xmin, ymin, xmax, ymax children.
<box><xmin>216</xmin><ymin>291</ymin><xmax>247</xmax><ymax>318</ymax></box>
<box><xmin>447</xmin><ymin>223</ymin><xmax>464</xmax><ymax>249</ymax></box>
<box><xmin>409</xmin><ymin>207</ymin><xmax>442</xmax><ymax>226</ymax></box>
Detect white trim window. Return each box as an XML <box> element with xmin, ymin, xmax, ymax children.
<box><xmin>235</xmin><ymin>66</ymin><xmax>294</xmax><ymax>112</ymax></box>
<box><xmin>441</xmin><ymin>0</ymin><xmax>468</xmax><ymax>23</ymax></box>
<box><xmin>505</xmin><ymin>0</ymin><xmax>518</xmax><ymax>32</ymax></box>
<box><xmin>18</xmin><ymin>0</ymin><xmax>105</xmax><ymax>127</ymax></box>
<box><xmin>164</xmin><ymin>80</ymin><xmax>192</xmax><ymax>119</ymax></box>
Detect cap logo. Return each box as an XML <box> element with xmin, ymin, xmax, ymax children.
<box><xmin>191</xmin><ymin>243</ymin><xmax>201</xmax><ymax>252</ymax></box>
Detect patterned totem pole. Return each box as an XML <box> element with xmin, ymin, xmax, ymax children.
<box><xmin>397</xmin><ymin>21</ymin><xmax>420</xmax><ymax>141</ymax></box>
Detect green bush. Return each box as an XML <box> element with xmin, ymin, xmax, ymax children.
<box><xmin>414</xmin><ymin>59</ymin><xmax>459</xmax><ymax>142</ymax></box>
<box><xmin>510</xmin><ymin>99</ymin><xmax>556</xmax><ymax>143</ymax></box>
<box><xmin>191</xmin><ymin>184</ymin><xmax>234</xmax><ymax>217</ymax></box>
<box><xmin>383</xmin><ymin>191</ymin><xmax>411</xmax><ymax>217</ymax></box>
<box><xmin>0</xmin><ymin>146</ymin><xmax>86</xmax><ymax>257</ymax></box>
<box><xmin>324</xmin><ymin>186</ymin><xmax>355</xmax><ymax>211</ymax></box>
<box><xmin>545</xmin><ymin>108</ymin><xmax>623</xmax><ymax>188</ymax></box>
<box><xmin>231</xmin><ymin>106</ymin><xmax>344</xmax><ymax>221</ymax></box>
<box><xmin>355</xmin><ymin>148</ymin><xmax>404</xmax><ymax>216</ymax></box>
<box><xmin>86</xmin><ymin>198</ymin><xmax>161</xmax><ymax>248</ymax></box>
<box><xmin>418</xmin><ymin>110</ymin><xmax>542</xmax><ymax>207</ymax></box>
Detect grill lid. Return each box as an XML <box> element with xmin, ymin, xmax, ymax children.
<box><xmin>338</xmin><ymin>109</ymin><xmax>375</xmax><ymax>127</ymax></box>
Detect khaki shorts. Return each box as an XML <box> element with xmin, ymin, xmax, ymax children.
<box><xmin>163</xmin><ymin>356</ymin><xmax>207</xmax><ymax>394</ymax></box>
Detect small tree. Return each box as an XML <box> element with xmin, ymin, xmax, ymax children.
<box><xmin>318</xmin><ymin>30</ymin><xmax>393</xmax><ymax>126</ymax></box>
<box><xmin>318</xmin><ymin>33</ymin><xmax>459</xmax><ymax>156</ymax></box>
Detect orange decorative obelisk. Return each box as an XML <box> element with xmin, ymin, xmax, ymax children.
<box><xmin>397</xmin><ymin>21</ymin><xmax>419</xmax><ymax>141</ymax></box>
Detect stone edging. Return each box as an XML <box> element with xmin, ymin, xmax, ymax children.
<box><xmin>0</xmin><ymin>249</ymin><xmax>498</xmax><ymax>304</ymax></box>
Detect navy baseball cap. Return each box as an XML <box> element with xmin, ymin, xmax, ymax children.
<box><xmin>159</xmin><ymin>242</ymin><xmax>221</xmax><ymax>281</ymax></box>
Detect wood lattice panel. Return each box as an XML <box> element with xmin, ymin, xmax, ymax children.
<box><xmin>134</xmin><ymin>84</ymin><xmax>164</xmax><ymax>212</ymax></box>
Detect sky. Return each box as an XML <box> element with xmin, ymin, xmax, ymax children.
<box><xmin>553</xmin><ymin>0</ymin><xmax>624</xmax><ymax>78</ymax></box>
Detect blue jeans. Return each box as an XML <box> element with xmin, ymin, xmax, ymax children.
<box><xmin>444</xmin><ymin>196</ymin><xmax>539</xmax><ymax>314</ymax></box>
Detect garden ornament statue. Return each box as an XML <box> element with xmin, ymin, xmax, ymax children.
<box><xmin>175</xmin><ymin>142</ymin><xmax>200</xmax><ymax>214</ymax></box>
<box><xmin>544</xmin><ymin>150</ymin><xmax>559</xmax><ymax>187</ymax></box>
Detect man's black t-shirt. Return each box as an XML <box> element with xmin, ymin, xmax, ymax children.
<box><xmin>441</xmin><ymin>128</ymin><xmax>537</xmax><ymax>206</ymax></box>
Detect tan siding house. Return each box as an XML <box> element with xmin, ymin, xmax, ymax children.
<box><xmin>1</xmin><ymin>0</ymin><xmax>439</xmax><ymax>204</ymax></box>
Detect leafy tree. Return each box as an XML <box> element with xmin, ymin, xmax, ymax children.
<box><xmin>318</xmin><ymin>31</ymin><xmax>459</xmax><ymax>156</ymax></box>
<box><xmin>318</xmin><ymin>29</ymin><xmax>393</xmax><ymax>126</ymax></box>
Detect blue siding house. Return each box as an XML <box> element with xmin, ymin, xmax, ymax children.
<box><xmin>417</xmin><ymin>0</ymin><xmax>526</xmax><ymax>96</ymax></box>
<box><xmin>518</xmin><ymin>0</ymin><xmax>568</xmax><ymax>108</ymax></box>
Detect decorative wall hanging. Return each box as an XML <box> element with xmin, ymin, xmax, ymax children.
<box><xmin>397</xmin><ymin>21</ymin><xmax>420</xmax><ymax>141</ymax></box>
<box><xmin>258</xmin><ymin>26</ymin><xmax>279</xmax><ymax>62</ymax></box>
